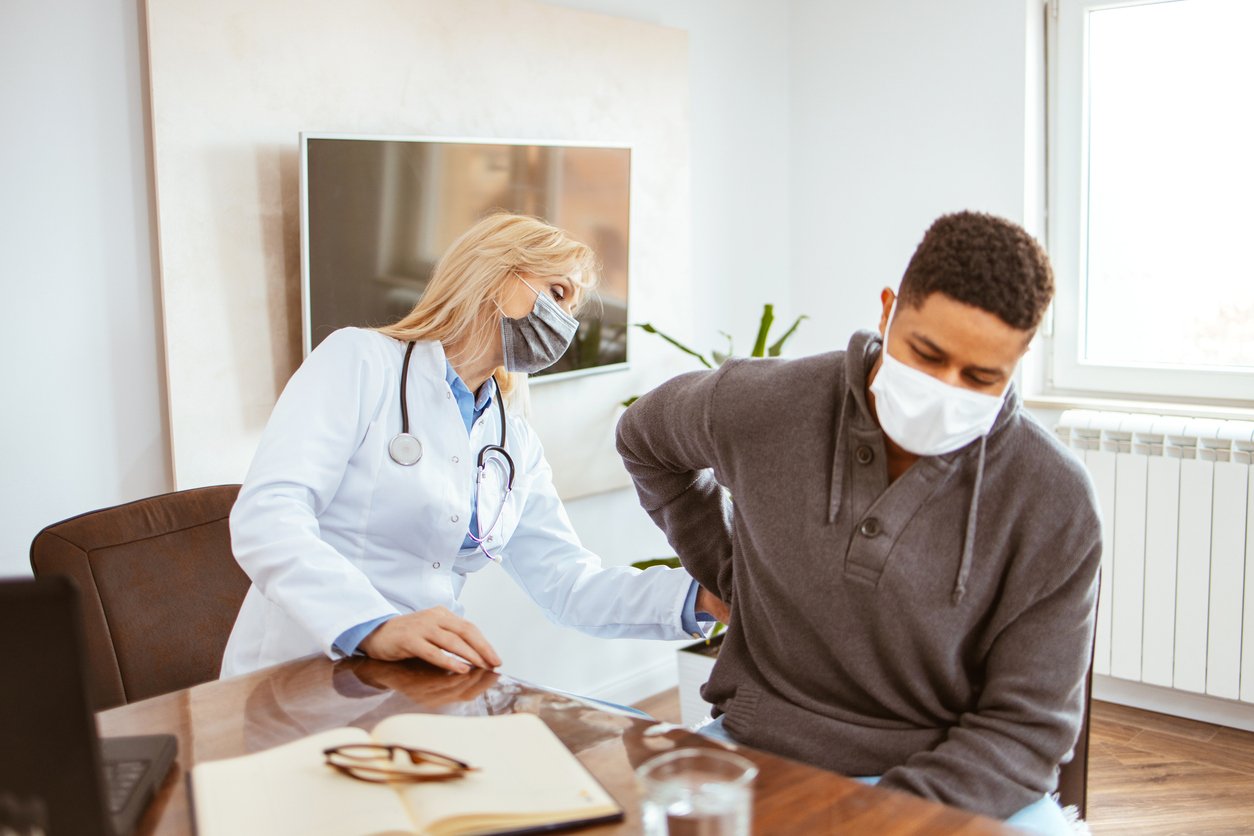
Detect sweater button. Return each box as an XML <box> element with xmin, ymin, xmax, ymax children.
<box><xmin>859</xmin><ymin>518</ymin><xmax>881</xmax><ymax>537</ymax></box>
<box><xmin>855</xmin><ymin>445</ymin><xmax>874</xmax><ymax>465</ymax></box>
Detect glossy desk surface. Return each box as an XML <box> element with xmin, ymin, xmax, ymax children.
<box><xmin>97</xmin><ymin>656</ymin><xmax>1012</xmax><ymax>835</ymax></box>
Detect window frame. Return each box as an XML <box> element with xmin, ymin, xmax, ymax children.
<box><xmin>1046</xmin><ymin>0</ymin><xmax>1254</xmax><ymax>404</ymax></box>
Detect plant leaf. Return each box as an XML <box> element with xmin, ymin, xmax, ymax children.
<box><xmin>767</xmin><ymin>315</ymin><xmax>808</xmax><ymax>357</ymax></box>
<box><xmin>621</xmin><ymin>395</ymin><xmax>639</xmax><ymax>408</ymax></box>
<box><xmin>750</xmin><ymin>304</ymin><xmax>775</xmax><ymax>357</ymax></box>
<box><xmin>634</xmin><ymin>323</ymin><xmax>712</xmax><ymax>369</ymax></box>
<box><xmin>630</xmin><ymin>556</ymin><xmax>682</xmax><ymax>570</ymax></box>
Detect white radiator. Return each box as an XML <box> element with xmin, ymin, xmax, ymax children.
<box><xmin>1054</xmin><ymin>410</ymin><xmax>1254</xmax><ymax>704</ymax></box>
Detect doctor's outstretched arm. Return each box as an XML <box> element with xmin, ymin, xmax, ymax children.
<box><xmin>496</xmin><ymin>422</ymin><xmax>709</xmax><ymax>640</ymax></box>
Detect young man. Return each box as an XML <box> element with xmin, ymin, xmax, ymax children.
<box><xmin>617</xmin><ymin>212</ymin><xmax>1100</xmax><ymax>830</ymax></box>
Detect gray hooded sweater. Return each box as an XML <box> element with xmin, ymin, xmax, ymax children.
<box><xmin>616</xmin><ymin>330</ymin><xmax>1101</xmax><ymax>819</ymax></box>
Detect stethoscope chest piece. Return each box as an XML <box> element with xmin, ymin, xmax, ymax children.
<box><xmin>389</xmin><ymin>433</ymin><xmax>423</xmax><ymax>466</ymax></box>
<box><xmin>389</xmin><ymin>342</ymin><xmax>424</xmax><ymax>466</ymax></box>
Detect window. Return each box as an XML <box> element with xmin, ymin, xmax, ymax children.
<box><xmin>1048</xmin><ymin>0</ymin><xmax>1254</xmax><ymax>402</ymax></box>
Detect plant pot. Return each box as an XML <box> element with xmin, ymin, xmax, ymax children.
<box><xmin>676</xmin><ymin>632</ymin><xmax>724</xmax><ymax>727</ymax></box>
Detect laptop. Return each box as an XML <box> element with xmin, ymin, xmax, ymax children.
<box><xmin>0</xmin><ymin>577</ymin><xmax>177</xmax><ymax>835</ymax></box>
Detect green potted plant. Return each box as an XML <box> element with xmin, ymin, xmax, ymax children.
<box><xmin>627</xmin><ymin>304</ymin><xmax>805</xmax><ymax>725</ymax></box>
<box><xmin>622</xmin><ymin>303</ymin><xmax>806</xmax><ymax>407</ymax></box>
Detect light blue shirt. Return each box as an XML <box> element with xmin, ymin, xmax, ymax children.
<box><xmin>445</xmin><ymin>361</ymin><xmax>496</xmax><ymax>549</ymax></box>
<box><xmin>334</xmin><ymin>362</ymin><xmax>708</xmax><ymax>656</ymax></box>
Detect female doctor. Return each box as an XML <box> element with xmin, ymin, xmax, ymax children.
<box><xmin>221</xmin><ymin>213</ymin><xmax>726</xmax><ymax>678</ymax></box>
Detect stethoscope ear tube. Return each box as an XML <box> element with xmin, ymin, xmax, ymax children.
<box><xmin>475</xmin><ymin>395</ymin><xmax>515</xmax><ymax>490</ymax></box>
<box><xmin>477</xmin><ymin>443</ymin><xmax>515</xmax><ymax>491</ymax></box>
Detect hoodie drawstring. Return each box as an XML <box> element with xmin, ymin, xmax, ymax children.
<box><xmin>953</xmin><ymin>433</ymin><xmax>987</xmax><ymax>604</ymax></box>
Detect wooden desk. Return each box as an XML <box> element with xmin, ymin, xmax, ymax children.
<box><xmin>98</xmin><ymin>656</ymin><xmax>1012</xmax><ymax>835</ymax></box>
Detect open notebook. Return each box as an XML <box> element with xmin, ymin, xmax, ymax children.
<box><xmin>190</xmin><ymin>713</ymin><xmax>622</xmax><ymax>836</ymax></box>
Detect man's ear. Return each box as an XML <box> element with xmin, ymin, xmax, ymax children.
<box><xmin>878</xmin><ymin>288</ymin><xmax>896</xmax><ymax>337</ymax></box>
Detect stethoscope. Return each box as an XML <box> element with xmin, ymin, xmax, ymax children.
<box><xmin>388</xmin><ymin>342</ymin><xmax>516</xmax><ymax>559</ymax></box>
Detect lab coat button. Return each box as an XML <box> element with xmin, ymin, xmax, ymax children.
<box><xmin>452</xmin><ymin>456</ymin><xmax>460</xmax><ymax>464</ymax></box>
<box><xmin>451</xmin><ymin>514</ymin><xmax>459</xmax><ymax>523</ymax></box>
<box><xmin>859</xmin><ymin>518</ymin><xmax>881</xmax><ymax>537</ymax></box>
<box><xmin>855</xmin><ymin>445</ymin><xmax>874</xmax><ymax>465</ymax></box>
<box><xmin>433</xmin><ymin>562</ymin><xmax>441</xmax><ymax>569</ymax></box>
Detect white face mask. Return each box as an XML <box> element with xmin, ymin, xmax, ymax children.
<box><xmin>868</xmin><ymin>308</ymin><xmax>1007</xmax><ymax>456</ymax></box>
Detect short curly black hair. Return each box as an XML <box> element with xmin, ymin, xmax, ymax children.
<box><xmin>898</xmin><ymin>211</ymin><xmax>1054</xmax><ymax>331</ymax></box>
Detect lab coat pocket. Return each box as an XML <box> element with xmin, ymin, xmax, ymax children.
<box><xmin>496</xmin><ymin>493</ymin><xmax>521</xmax><ymax>544</ymax></box>
<box><xmin>453</xmin><ymin>548</ymin><xmax>492</xmax><ymax>576</ymax></box>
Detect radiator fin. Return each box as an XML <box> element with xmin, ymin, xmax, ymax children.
<box><xmin>1055</xmin><ymin>410</ymin><xmax>1254</xmax><ymax>705</ymax></box>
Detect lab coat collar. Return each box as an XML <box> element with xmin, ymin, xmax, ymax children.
<box><xmin>405</xmin><ymin>342</ymin><xmax>497</xmax><ymax>400</ymax></box>
<box><xmin>399</xmin><ymin>339</ymin><xmax>448</xmax><ymax>382</ymax></box>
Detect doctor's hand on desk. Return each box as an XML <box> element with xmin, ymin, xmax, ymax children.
<box><xmin>358</xmin><ymin>606</ymin><xmax>502</xmax><ymax>674</ymax></box>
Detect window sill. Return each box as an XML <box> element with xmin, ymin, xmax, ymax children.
<box><xmin>1023</xmin><ymin>393</ymin><xmax>1254</xmax><ymax>422</ymax></box>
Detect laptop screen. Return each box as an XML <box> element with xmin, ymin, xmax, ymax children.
<box><xmin>0</xmin><ymin>577</ymin><xmax>114</xmax><ymax>836</ymax></box>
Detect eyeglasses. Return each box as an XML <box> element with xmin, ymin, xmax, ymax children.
<box><xmin>323</xmin><ymin>744</ymin><xmax>476</xmax><ymax>784</ymax></box>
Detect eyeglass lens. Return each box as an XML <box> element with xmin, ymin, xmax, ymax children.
<box><xmin>325</xmin><ymin>745</ymin><xmax>472</xmax><ymax>783</ymax></box>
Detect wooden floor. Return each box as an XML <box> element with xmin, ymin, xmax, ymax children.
<box><xmin>1086</xmin><ymin>700</ymin><xmax>1254</xmax><ymax>834</ymax></box>
<box><xmin>633</xmin><ymin>691</ymin><xmax>1254</xmax><ymax>834</ymax></box>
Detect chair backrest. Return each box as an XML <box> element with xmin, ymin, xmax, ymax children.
<box><xmin>30</xmin><ymin>485</ymin><xmax>248</xmax><ymax>711</ymax></box>
<box><xmin>1055</xmin><ymin>628</ymin><xmax>1097</xmax><ymax>819</ymax></box>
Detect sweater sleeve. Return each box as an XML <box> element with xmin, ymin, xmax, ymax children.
<box><xmin>615</xmin><ymin>366</ymin><xmax>736</xmax><ymax>604</ymax></box>
<box><xmin>877</xmin><ymin>507</ymin><xmax>1102</xmax><ymax>818</ymax></box>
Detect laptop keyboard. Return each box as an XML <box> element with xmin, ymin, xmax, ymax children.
<box><xmin>104</xmin><ymin>758</ymin><xmax>150</xmax><ymax>814</ymax></box>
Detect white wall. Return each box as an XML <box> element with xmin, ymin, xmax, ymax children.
<box><xmin>0</xmin><ymin>0</ymin><xmax>171</xmax><ymax>579</ymax></box>
<box><xmin>543</xmin><ymin>0</ymin><xmax>794</xmax><ymax>357</ymax></box>
<box><xmin>787</xmin><ymin>0</ymin><xmax>1040</xmax><ymax>355</ymax></box>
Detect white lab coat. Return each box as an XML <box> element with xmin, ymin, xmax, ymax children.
<box><xmin>221</xmin><ymin>329</ymin><xmax>694</xmax><ymax>677</ymax></box>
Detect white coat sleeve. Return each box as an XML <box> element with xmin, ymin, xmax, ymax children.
<box><xmin>499</xmin><ymin>423</ymin><xmax>695</xmax><ymax>640</ymax></box>
<box><xmin>229</xmin><ymin>329</ymin><xmax>399</xmax><ymax>658</ymax></box>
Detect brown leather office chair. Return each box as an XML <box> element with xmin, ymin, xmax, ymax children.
<box><xmin>30</xmin><ymin>485</ymin><xmax>248</xmax><ymax>711</ymax></box>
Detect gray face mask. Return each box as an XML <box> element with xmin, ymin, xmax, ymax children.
<box><xmin>500</xmin><ymin>278</ymin><xmax>579</xmax><ymax>374</ymax></box>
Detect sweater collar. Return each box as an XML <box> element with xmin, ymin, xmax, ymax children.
<box><xmin>834</xmin><ymin>329</ymin><xmax>1022</xmax><ymax>604</ymax></box>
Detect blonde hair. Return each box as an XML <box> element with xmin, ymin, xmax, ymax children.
<box><xmin>377</xmin><ymin>212</ymin><xmax>599</xmax><ymax>401</ymax></box>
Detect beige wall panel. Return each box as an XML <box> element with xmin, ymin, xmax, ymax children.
<box><xmin>146</xmin><ymin>0</ymin><xmax>691</xmax><ymax>496</ymax></box>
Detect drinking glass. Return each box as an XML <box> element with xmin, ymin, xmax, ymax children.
<box><xmin>636</xmin><ymin>747</ymin><xmax>757</xmax><ymax>836</ymax></box>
